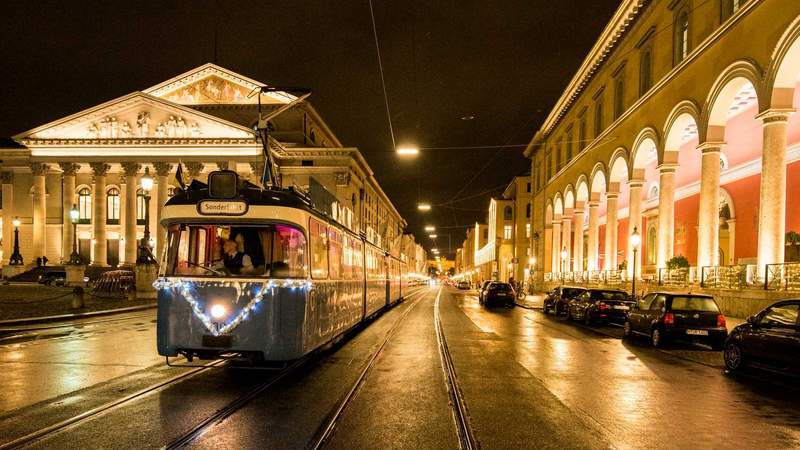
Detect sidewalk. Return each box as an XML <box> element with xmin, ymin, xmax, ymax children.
<box><xmin>0</xmin><ymin>284</ymin><xmax>155</xmax><ymax>322</ymax></box>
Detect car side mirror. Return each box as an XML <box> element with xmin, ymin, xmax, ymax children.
<box><xmin>630</xmin><ymin>303</ymin><xmax>638</xmax><ymax>310</ymax></box>
<box><xmin>747</xmin><ymin>315</ymin><xmax>757</xmax><ymax>326</ymax></box>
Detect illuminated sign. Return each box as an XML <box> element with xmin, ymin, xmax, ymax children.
<box><xmin>198</xmin><ymin>200</ymin><xmax>248</xmax><ymax>216</ymax></box>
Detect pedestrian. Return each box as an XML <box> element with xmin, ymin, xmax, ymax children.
<box><xmin>36</xmin><ymin>257</ymin><xmax>42</xmax><ymax>267</ymax></box>
<box><xmin>42</xmin><ymin>256</ymin><xmax>48</xmax><ymax>267</ymax></box>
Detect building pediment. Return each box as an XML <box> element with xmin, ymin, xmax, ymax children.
<box><xmin>14</xmin><ymin>92</ymin><xmax>255</xmax><ymax>143</ymax></box>
<box><xmin>144</xmin><ymin>63</ymin><xmax>295</xmax><ymax>106</ymax></box>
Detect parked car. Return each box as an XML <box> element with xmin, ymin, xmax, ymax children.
<box><xmin>482</xmin><ymin>282</ymin><xmax>516</xmax><ymax>307</ymax></box>
<box><xmin>623</xmin><ymin>292</ymin><xmax>727</xmax><ymax>350</ymax></box>
<box><xmin>38</xmin><ymin>270</ymin><xmax>67</xmax><ymax>286</ymax></box>
<box><xmin>456</xmin><ymin>280</ymin><xmax>471</xmax><ymax>290</ymax></box>
<box><xmin>543</xmin><ymin>286</ymin><xmax>587</xmax><ymax>316</ymax></box>
<box><xmin>567</xmin><ymin>289</ymin><xmax>634</xmax><ymax>325</ymax></box>
<box><xmin>723</xmin><ymin>299</ymin><xmax>799</xmax><ymax>375</ymax></box>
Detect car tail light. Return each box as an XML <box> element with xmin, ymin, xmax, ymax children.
<box><xmin>663</xmin><ymin>312</ymin><xmax>675</xmax><ymax>326</ymax></box>
<box><xmin>598</xmin><ymin>302</ymin><xmax>610</xmax><ymax>310</ymax></box>
<box><xmin>717</xmin><ymin>314</ymin><xmax>726</xmax><ymax>328</ymax></box>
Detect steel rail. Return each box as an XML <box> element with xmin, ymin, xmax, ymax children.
<box><xmin>308</xmin><ymin>287</ymin><xmax>429</xmax><ymax>450</ymax></box>
<box><xmin>434</xmin><ymin>288</ymin><xmax>478</xmax><ymax>450</ymax></box>
<box><xmin>0</xmin><ymin>359</ymin><xmax>224</xmax><ymax>450</ymax></box>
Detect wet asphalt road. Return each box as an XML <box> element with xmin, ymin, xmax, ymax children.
<box><xmin>1</xmin><ymin>286</ymin><xmax>799</xmax><ymax>449</ymax></box>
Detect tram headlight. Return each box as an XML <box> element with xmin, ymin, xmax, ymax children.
<box><xmin>210</xmin><ymin>304</ymin><xmax>227</xmax><ymax>320</ymax></box>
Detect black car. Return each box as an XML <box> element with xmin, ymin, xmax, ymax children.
<box><xmin>567</xmin><ymin>289</ymin><xmax>633</xmax><ymax>325</ymax></box>
<box><xmin>38</xmin><ymin>270</ymin><xmax>67</xmax><ymax>286</ymax></box>
<box><xmin>723</xmin><ymin>300</ymin><xmax>799</xmax><ymax>375</ymax></box>
<box><xmin>543</xmin><ymin>286</ymin><xmax>587</xmax><ymax>316</ymax></box>
<box><xmin>482</xmin><ymin>282</ymin><xmax>516</xmax><ymax>307</ymax></box>
<box><xmin>478</xmin><ymin>281</ymin><xmax>494</xmax><ymax>303</ymax></box>
<box><xmin>623</xmin><ymin>292</ymin><xmax>728</xmax><ymax>350</ymax></box>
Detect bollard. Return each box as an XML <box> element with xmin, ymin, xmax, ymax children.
<box><xmin>71</xmin><ymin>286</ymin><xmax>85</xmax><ymax>309</ymax></box>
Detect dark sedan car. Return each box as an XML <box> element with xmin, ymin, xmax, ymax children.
<box><xmin>567</xmin><ymin>289</ymin><xmax>634</xmax><ymax>325</ymax></box>
<box><xmin>481</xmin><ymin>282</ymin><xmax>516</xmax><ymax>307</ymax></box>
<box><xmin>543</xmin><ymin>286</ymin><xmax>587</xmax><ymax>316</ymax></box>
<box><xmin>623</xmin><ymin>292</ymin><xmax>727</xmax><ymax>350</ymax></box>
<box><xmin>724</xmin><ymin>300</ymin><xmax>799</xmax><ymax>375</ymax></box>
<box><xmin>38</xmin><ymin>270</ymin><xmax>67</xmax><ymax>286</ymax></box>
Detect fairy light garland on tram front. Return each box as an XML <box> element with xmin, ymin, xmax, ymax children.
<box><xmin>153</xmin><ymin>277</ymin><xmax>314</xmax><ymax>336</ymax></box>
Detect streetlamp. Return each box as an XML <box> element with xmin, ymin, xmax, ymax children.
<box><xmin>68</xmin><ymin>204</ymin><xmax>82</xmax><ymax>265</ymax></box>
<box><xmin>417</xmin><ymin>203</ymin><xmax>431</xmax><ymax>212</ymax></box>
<box><xmin>560</xmin><ymin>247</ymin><xmax>568</xmax><ymax>285</ymax></box>
<box><xmin>424</xmin><ymin>225</ymin><xmax>435</xmax><ymax>232</ymax></box>
<box><xmin>137</xmin><ymin>167</ymin><xmax>156</xmax><ymax>264</ymax></box>
<box><xmin>396</xmin><ymin>146</ymin><xmax>419</xmax><ymax>156</ymax></box>
<box><xmin>630</xmin><ymin>227</ymin><xmax>641</xmax><ymax>298</ymax></box>
<box><xmin>429</xmin><ymin>234</ymin><xmax>437</xmax><ymax>239</ymax></box>
<box><xmin>9</xmin><ymin>217</ymin><xmax>23</xmax><ymax>265</ymax></box>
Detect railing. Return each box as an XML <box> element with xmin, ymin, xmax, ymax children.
<box><xmin>658</xmin><ymin>268</ymin><xmax>690</xmax><ymax>287</ymax></box>
<box><xmin>700</xmin><ymin>265</ymin><xmax>749</xmax><ymax>290</ymax></box>
<box><xmin>764</xmin><ymin>262</ymin><xmax>800</xmax><ymax>291</ymax></box>
<box><xmin>604</xmin><ymin>269</ymin><xmax>626</xmax><ymax>285</ymax></box>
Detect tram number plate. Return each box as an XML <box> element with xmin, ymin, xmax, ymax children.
<box><xmin>203</xmin><ymin>335</ymin><xmax>233</xmax><ymax>348</ymax></box>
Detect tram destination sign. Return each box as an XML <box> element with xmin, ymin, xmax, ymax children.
<box><xmin>198</xmin><ymin>200</ymin><xmax>249</xmax><ymax>216</ymax></box>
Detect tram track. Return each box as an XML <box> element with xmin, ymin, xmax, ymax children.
<box><xmin>434</xmin><ymin>288</ymin><xmax>478</xmax><ymax>450</ymax></box>
<box><xmin>160</xmin><ymin>287</ymin><xmax>429</xmax><ymax>450</ymax></box>
<box><xmin>0</xmin><ymin>359</ymin><xmax>225</xmax><ymax>450</ymax></box>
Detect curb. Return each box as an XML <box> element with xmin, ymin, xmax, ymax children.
<box><xmin>0</xmin><ymin>304</ymin><xmax>157</xmax><ymax>327</ymax></box>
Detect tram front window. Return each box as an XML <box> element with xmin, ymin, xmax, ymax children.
<box><xmin>165</xmin><ymin>224</ymin><xmax>307</xmax><ymax>278</ymax></box>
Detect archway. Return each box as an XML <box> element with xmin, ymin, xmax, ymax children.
<box><xmin>589</xmin><ymin>164</ymin><xmax>607</xmax><ymax>271</ymax></box>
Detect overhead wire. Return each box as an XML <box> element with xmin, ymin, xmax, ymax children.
<box><xmin>368</xmin><ymin>0</ymin><xmax>396</xmax><ymax>150</ymax></box>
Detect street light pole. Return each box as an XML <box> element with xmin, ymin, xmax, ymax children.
<box><xmin>630</xmin><ymin>226</ymin><xmax>641</xmax><ymax>298</ymax></box>
<box><xmin>560</xmin><ymin>246</ymin><xmax>567</xmax><ymax>286</ymax></box>
<box><xmin>69</xmin><ymin>204</ymin><xmax>82</xmax><ymax>265</ymax></box>
<box><xmin>137</xmin><ymin>168</ymin><xmax>156</xmax><ymax>264</ymax></box>
<box><xmin>9</xmin><ymin>217</ymin><xmax>22</xmax><ymax>265</ymax></box>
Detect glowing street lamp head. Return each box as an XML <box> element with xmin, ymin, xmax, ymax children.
<box><xmin>140</xmin><ymin>167</ymin><xmax>154</xmax><ymax>192</ymax></box>
<box><xmin>396</xmin><ymin>146</ymin><xmax>419</xmax><ymax>156</ymax></box>
<box><xmin>630</xmin><ymin>226</ymin><xmax>641</xmax><ymax>249</ymax></box>
<box><xmin>429</xmin><ymin>234</ymin><xmax>437</xmax><ymax>239</ymax></box>
<box><xmin>418</xmin><ymin>203</ymin><xmax>431</xmax><ymax>212</ymax></box>
<box><xmin>528</xmin><ymin>257</ymin><xmax>536</xmax><ymax>265</ymax></box>
<box><xmin>561</xmin><ymin>247</ymin><xmax>568</xmax><ymax>259</ymax></box>
<box><xmin>424</xmin><ymin>225</ymin><xmax>436</xmax><ymax>232</ymax></box>
<box><xmin>69</xmin><ymin>204</ymin><xmax>80</xmax><ymax>223</ymax></box>
<box><xmin>12</xmin><ymin>217</ymin><xmax>20</xmax><ymax>228</ymax></box>
<box><xmin>210</xmin><ymin>304</ymin><xmax>227</xmax><ymax>320</ymax></box>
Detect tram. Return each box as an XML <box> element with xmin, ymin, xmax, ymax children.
<box><xmin>155</xmin><ymin>170</ymin><xmax>416</xmax><ymax>361</ymax></box>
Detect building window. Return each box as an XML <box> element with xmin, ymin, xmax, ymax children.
<box><xmin>78</xmin><ymin>188</ymin><xmax>91</xmax><ymax>224</ymax></box>
<box><xmin>503</xmin><ymin>206</ymin><xmax>513</xmax><ymax>220</ymax></box>
<box><xmin>526</xmin><ymin>203</ymin><xmax>531</xmax><ymax>218</ymax></box>
<box><xmin>721</xmin><ymin>0</ymin><xmax>744</xmax><ymax>21</ymax></box>
<box><xmin>136</xmin><ymin>189</ymin><xmax>146</xmax><ymax>225</ymax></box>
<box><xmin>503</xmin><ymin>225</ymin><xmax>512</xmax><ymax>240</ymax></box>
<box><xmin>614</xmin><ymin>78</ymin><xmax>625</xmax><ymax>119</ymax></box>
<box><xmin>640</xmin><ymin>48</ymin><xmax>653</xmax><ymax>96</ymax></box>
<box><xmin>483</xmin><ymin>229</ymin><xmax>488</xmax><ymax>240</ymax></box>
<box><xmin>594</xmin><ymin>100</ymin><xmax>604</xmax><ymax>137</ymax></box>
<box><xmin>526</xmin><ymin>182</ymin><xmax>531</xmax><ymax>193</ymax></box>
<box><xmin>546</xmin><ymin>153</ymin><xmax>552</xmax><ymax>179</ymax></box>
<box><xmin>526</xmin><ymin>223</ymin><xmax>531</xmax><ymax>238</ymax></box>
<box><xmin>674</xmin><ymin>8</ymin><xmax>690</xmax><ymax>65</ymax></box>
<box><xmin>566</xmin><ymin>130</ymin><xmax>573</xmax><ymax>161</ymax></box>
<box><xmin>646</xmin><ymin>225</ymin><xmax>657</xmax><ymax>265</ymax></box>
<box><xmin>556</xmin><ymin>141</ymin><xmax>563</xmax><ymax>171</ymax></box>
<box><xmin>106</xmin><ymin>188</ymin><xmax>120</xmax><ymax>225</ymax></box>
<box><xmin>578</xmin><ymin>117</ymin><xmax>586</xmax><ymax>150</ymax></box>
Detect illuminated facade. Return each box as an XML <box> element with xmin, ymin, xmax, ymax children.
<box><xmin>0</xmin><ymin>64</ymin><xmax>411</xmax><ymax>269</ymax></box>
<box><xmin>526</xmin><ymin>0</ymin><xmax>800</xmax><ymax>288</ymax></box>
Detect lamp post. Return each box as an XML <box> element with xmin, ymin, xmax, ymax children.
<box><xmin>630</xmin><ymin>226</ymin><xmax>641</xmax><ymax>298</ymax></box>
<box><xmin>560</xmin><ymin>247</ymin><xmax>568</xmax><ymax>285</ymax></box>
<box><xmin>137</xmin><ymin>167</ymin><xmax>156</xmax><ymax>264</ymax></box>
<box><xmin>68</xmin><ymin>204</ymin><xmax>82</xmax><ymax>265</ymax></box>
<box><xmin>9</xmin><ymin>217</ymin><xmax>23</xmax><ymax>265</ymax></box>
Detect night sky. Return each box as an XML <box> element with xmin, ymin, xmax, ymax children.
<box><xmin>0</xmin><ymin>0</ymin><xmax>619</xmax><ymax>256</ymax></box>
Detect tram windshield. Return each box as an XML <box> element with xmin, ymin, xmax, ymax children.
<box><xmin>165</xmin><ymin>223</ymin><xmax>307</xmax><ymax>278</ymax></box>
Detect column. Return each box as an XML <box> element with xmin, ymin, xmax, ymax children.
<box><xmin>604</xmin><ymin>187</ymin><xmax>620</xmax><ymax>271</ymax></box>
<box><xmin>551</xmin><ymin>214</ymin><xmax>562</xmax><ymax>273</ymax></box>
<box><xmin>627</xmin><ymin>178</ymin><xmax>644</xmax><ymax>279</ymax></box>
<box><xmin>121</xmin><ymin>162</ymin><xmax>140</xmax><ymax>266</ymax></box>
<box><xmin>587</xmin><ymin>194</ymin><xmax>600</xmax><ymax>271</ymax></box>
<box><xmin>90</xmin><ymin>163</ymin><xmax>110</xmax><ymax>266</ymax></box>
<box><xmin>697</xmin><ymin>144</ymin><xmax>722</xmax><ymax>269</ymax></box>
<box><xmin>186</xmin><ymin>162</ymin><xmax>204</xmax><ymax>182</ymax></box>
<box><xmin>573</xmin><ymin>203</ymin><xmax>585</xmax><ymax>272</ymax></box>
<box><xmin>756</xmin><ymin>110</ymin><xmax>792</xmax><ymax>269</ymax></box>
<box><xmin>543</xmin><ymin>225</ymin><xmax>553</xmax><ymax>273</ymax></box>
<box><xmin>1</xmin><ymin>172</ymin><xmax>13</xmax><ymax>263</ymax></box>
<box><xmin>561</xmin><ymin>208</ymin><xmax>573</xmax><ymax>272</ymax></box>
<box><xmin>59</xmin><ymin>163</ymin><xmax>79</xmax><ymax>262</ymax></box>
<box><xmin>154</xmin><ymin>163</ymin><xmax>172</xmax><ymax>259</ymax></box>
<box><xmin>656</xmin><ymin>162</ymin><xmax>677</xmax><ymax>268</ymax></box>
<box><xmin>30</xmin><ymin>163</ymin><xmax>48</xmax><ymax>261</ymax></box>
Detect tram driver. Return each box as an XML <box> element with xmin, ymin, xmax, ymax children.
<box><xmin>215</xmin><ymin>239</ymin><xmax>256</xmax><ymax>275</ymax></box>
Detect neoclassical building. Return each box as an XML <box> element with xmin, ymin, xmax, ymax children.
<box><xmin>526</xmin><ymin>0</ymin><xmax>800</xmax><ymax>288</ymax></box>
<box><xmin>0</xmin><ymin>64</ymin><xmax>424</xmax><ymax>273</ymax></box>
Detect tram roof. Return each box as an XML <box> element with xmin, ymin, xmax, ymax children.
<box><xmin>165</xmin><ymin>179</ymin><xmax>316</xmax><ymax>212</ymax></box>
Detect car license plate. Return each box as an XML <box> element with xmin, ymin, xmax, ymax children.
<box><xmin>613</xmin><ymin>305</ymin><xmax>629</xmax><ymax>310</ymax></box>
<box><xmin>686</xmin><ymin>329</ymin><xmax>708</xmax><ymax>336</ymax></box>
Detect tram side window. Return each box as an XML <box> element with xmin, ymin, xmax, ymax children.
<box><xmin>310</xmin><ymin>219</ymin><xmax>328</xmax><ymax>279</ymax></box>
<box><xmin>342</xmin><ymin>236</ymin><xmax>354</xmax><ymax>280</ymax></box>
<box><xmin>352</xmin><ymin>238</ymin><xmax>363</xmax><ymax>280</ymax></box>
<box><xmin>328</xmin><ymin>227</ymin><xmax>343</xmax><ymax>280</ymax></box>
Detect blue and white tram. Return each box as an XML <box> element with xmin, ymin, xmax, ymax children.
<box><xmin>155</xmin><ymin>170</ymin><xmax>412</xmax><ymax>361</ymax></box>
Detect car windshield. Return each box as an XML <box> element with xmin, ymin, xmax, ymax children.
<box><xmin>591</xmin><ymin>291</ymin><xmax>628</xmax><ymax>301</ymax></box>
<box><xmin>490</xmin><ymin>283</ymin><xmax>512</xmax><ymax>291</ymax></box>
<box><xmin>165</xmin><ymin>223</ymin><xmax>307</xmax><ymax>278</ymax></box>
<box><xmin>670</xmin><ymin>296</ymin><xmax>719</xmax><ymax>312</ymax></box>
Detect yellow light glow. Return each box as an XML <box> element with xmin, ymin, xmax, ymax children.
<box><xmin>210</xmin><ymin>304</ymin><xmax>227</xmax><ymax>319</ymax></box>
<box><xmin>424</xmin><ymin>226</ymin><xmax>435</xmax><ymax>232</ymax></box>
<box><xmin>12</xmin><ymin>218</ymin><xmax>21</xmax><ymax>228</ymax></box>
<box><xmin>418</xmin><ymin>203</ymin><xmax>431</xmax><ymax>211</ymax></box>
<box><xmin>396</xmin><ymin>146</ymin><xmax>419</xmax><ymax>156</ymax></box>
<box><xmin>429</xmin><ymin>234</ymin><xmax>437</xmax><ymax>239</ymax></box>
